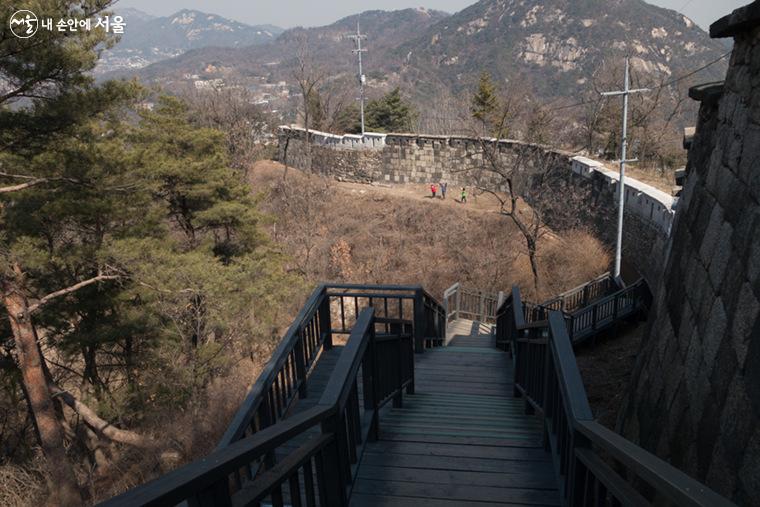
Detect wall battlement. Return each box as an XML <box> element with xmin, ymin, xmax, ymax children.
<box><xmin>277</xmin><ymin>125</ymin><xmax>676</xmax><ymax>284</ymax></box>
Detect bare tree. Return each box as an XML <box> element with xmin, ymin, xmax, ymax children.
<box><xmin>474</xmin><ymin>137</ymin><xmax>548</xmax><ymax>293</ymax></box>
<box><xmin>416</xmin><ymin>87</ymin><xmax>475</xmax><ymax>135</ymax></box>
<box><xmin>523</xmin><ymin>98</ymin><xmax>556</xmax><ymax>146</ymax></box>
<box><xmin>465</xmin><ymin>82</ymin><xmax>609</xmax><ymax>295</ymax></box>
<box><xmin>294</xmin><ymin>36</ymin><xmax>325</xmax><ymax>173</ymax></box>
<box><xmin>182</xmin><ymin>87</ymin><xmax>275</xmax><ymax>170</ymax></box>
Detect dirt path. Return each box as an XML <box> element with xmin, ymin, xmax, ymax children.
<box><xmin>251</xmin><ymin>160</ymin><xmax>520</xmax><ymax>216</ymax></box>
<box><xmin>337</xmin><ymin>179</ymin><xmax>508</xmax><ymax>214</ymax></box>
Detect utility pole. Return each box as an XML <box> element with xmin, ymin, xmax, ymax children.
<box><xmin>345</xmin><ymin>21</ymin><xmax>367</xmax><ymax>136</ymax></box>
<box><xmin>600</xmin><ymin>57</ymin><xmax>650</xmax><ymax>279</ymax></box>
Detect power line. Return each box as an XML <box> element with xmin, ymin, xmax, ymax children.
<box><xmin>677</xmin><ymin>0</ymin><xmax>695</xmax><ymax>14</ymax></box>
<box><xmin>547</xmin><ymin>50</ymin><xmax>731</xmax><ymax>113</ymax></box>
<box><xmin>658</xmin><ymin>50</ymin><xmax>731</xmax><ymax>88</ymax></box>
<box><xmin>413</xmin><ymin>50</ymin><xmax>732</xmax><ymax>124</ymax></box>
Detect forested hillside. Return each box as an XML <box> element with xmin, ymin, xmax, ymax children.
<box><xmin>0</xmin><ymin>2</ymin><xmax>299</xmax><ymax>505</ymax></box>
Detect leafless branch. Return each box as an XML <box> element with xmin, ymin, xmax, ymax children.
<box><xmin>27</xmin><ymin>273</ymin><xmax>121</xmax><ymax>314</ymax></box>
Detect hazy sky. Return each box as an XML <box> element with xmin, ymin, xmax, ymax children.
<box><xmin>115</xmin><ymin>0</ymin><xmax>746</xmax><ymax>30</ymax></box>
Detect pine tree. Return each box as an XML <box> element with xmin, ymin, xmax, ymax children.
<box><xmin>0</xmin><ymin>6</ymin><xmax>295</xmax><ymax>499</ymax></box>
<box><xmin>0</xmin><ymin>3</ymin><xmax>135</xmax><ymax>504</ymax></box>
<box><xmin>471</xmin><ymin>71</ymin><xmax>500</xmax><ymax>132</ymax></box>
<box><xmin>365</xmin><ymin>88</ymin><xmax>417</xmax><ymax>133</ymax></box>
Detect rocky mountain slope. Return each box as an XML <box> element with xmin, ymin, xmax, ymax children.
<box><xmin>392</xmin><ymin>0</ymin><xmax>729</xmax><ymax>99</ymax></box>
<box><xmin>96</xmin><ymin>8</ymin><xmax>283</xmax><ymax>74</ymax></box>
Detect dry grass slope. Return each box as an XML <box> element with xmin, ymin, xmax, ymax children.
<box><xmin>251</xmin><ymin>161</ymin><xmax>611</xmax><ymax>301</ymax></box>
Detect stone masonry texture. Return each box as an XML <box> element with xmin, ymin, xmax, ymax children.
<box><xmin>619</xmin><ymin>7</ymin><xmax>760</xmax><ymax>505</ymax></box>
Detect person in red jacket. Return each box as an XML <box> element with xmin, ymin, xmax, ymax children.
<box><xmin>431</xmin><ymin>183</ymin><xmax>437</xmax><ymax>198</ymax></box>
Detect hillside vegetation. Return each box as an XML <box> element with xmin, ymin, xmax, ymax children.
<box><xmin>251</xmin><ymin>161</ymin><xmax>610</xmax><ymax>302</ymax></box>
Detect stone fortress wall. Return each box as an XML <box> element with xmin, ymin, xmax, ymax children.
<box><xmin>278</xmin><ymin>125</ymin><xmax>676</xmax><ymax>285</ymax></box>
<box><xmin>618</xmin><ymin>3</ymin><xmax>760</xmax><ymax>504</ymax></box>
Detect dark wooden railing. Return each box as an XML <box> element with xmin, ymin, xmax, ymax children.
<box><xmin>497</xmin><ymin>288</ymin><xmax>736</xmax><ymax>507</ymax></box>
<box><xmin>566</xmin><ymin>278</ymin><xmax>650</xmax><ymax>343</ymax></box>
<box><xmin>443</xmin><ymin>282</ymin><xmax>501</xmax><ymax>324</ymax></box>
<box><xmin>101</xmin><ymin>306</ymin><xmax>418</xmax><ymax>507</ymax></box>
<box><xmin>540</xmin><ymin>272</ymin><xmax>619</xmax><ymax>314</ymax></box>
<box><xmin>498</xmin><ymin>278</ymin><xmax>650</xmax><ymax>349</ymax></box>
<box><xmin>217</xmin><ymin>284</ymin><xmax>445</xmax><ymax>453</ymax></box>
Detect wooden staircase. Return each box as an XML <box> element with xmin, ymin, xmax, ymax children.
<box><xmin>350</xmin><ymin>320</ymin><xmax>559</xmax><ymax>506</ymax></box>
<box><xmin>101</xmin><ymin>281</ymin><xmax>736</xmax><ymax>507</ymax></box>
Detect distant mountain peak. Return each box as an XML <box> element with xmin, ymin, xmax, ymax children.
<box><xmin>95</xmin><ymin>8</ymin><xmax>283</xmax><ymax>75</ymax></box>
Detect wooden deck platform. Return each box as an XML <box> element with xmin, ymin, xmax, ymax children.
<box><xmin>349</xmin><ymin>321</ymin><xmax>560</xmax><ymax>506</ymax></box>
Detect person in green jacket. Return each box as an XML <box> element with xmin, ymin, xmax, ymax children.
<box><xmin>461</xmin><ymin>187</ymin><xmax>467</xmax><ymax>203</ymax></box>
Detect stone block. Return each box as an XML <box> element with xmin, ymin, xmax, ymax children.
<box><xmin>684</xmin><ymin>337</ymin><xmax>707</xmax><ymax>422</ymax></box>
<box><xmin>738</xmin><ymin>427</ymin><xmax>760</xmax><ymax>504</ymax></box>
<box><xmin>744</xmin><ymin>322</ymin><xmax>760</xmax><ymax>414</ymax></box>
<box><xmin>699</xmin><ymin>203</ymin><xmax>725</xmax><ymax>266</ymax></box>
<box><xmin>702</xmin><ymin>297</ymin><xmax>728</xmax><ymax>370</ymax></box>
<box><xmin>731</xmin><ymin>283</ymin><xmax>759</xmax><ymax>366</ymax></box>
<box><xmin>676</xmin><ymin>302</ymin><xmax>695</xmax><ymax>358</ymax></box>
<box><xmin>707</xmin><ymin>221</ymin><xmax>734</xmax><ymax>291</ymax></box>
<box><xmin>705</xmin><ymin>441</ymin><xmax>738</xmax><ymax>500</ymax></box>
<box><xmin>751</xmin><ymin>79</ymin><xmax>760</xmax><ymax>126</ymax></box>
<box><xmin>719</xmin><ymin>374</ymin><xmax>755</xmax><ymax>461</ymax></box>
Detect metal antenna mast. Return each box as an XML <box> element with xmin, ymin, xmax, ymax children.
<box><xmin>346</xmin><ymin>21</ymin><xmax>367</xmax><ymax>136</ymax></box>
<box><xmin>600</xmin><ymin>57</ymin><xmax>650</xmax><ymax>279</ymax></box>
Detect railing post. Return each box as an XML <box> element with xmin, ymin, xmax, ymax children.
<box><xmin>319</xmin><ymin>291</ymin><xmax>333</xmax><ymax>350</ymax></box>
<box><xmin>261</xmin><ymin>393</ymin><xmax>276</xmax><ymax>468</ymax></box>
<box><xmin>567</xmin><ymin>431</ymin><xmax>591</xmax><ymax>507</ymax></box>
<box><xmin>190</xmin><ymin>479</ymin><xmax>232</xmax><ymax>507</ymax></box>
<box><xmin>407</xmin><ymin>332</ymin><xmax>416</xmax><ymax>395</ymax></box>
<box><xmin>367</xmin><ymin>324</ymin><xmax>381</xmax><ymax>441</ymax></box>
<box><xmin>413</xmin><ymin>288</ymin><xmax>425</xmax><ymax>353</ymax></box>
<box><xmin>362</xmin><ymin>334</ymin><xmax>375</xmax><ymax>410</ymax></box>
<box><xmin>393</xmin><ymin>331</ymin><xmax>405</xmax><ymax>408</ymax></box>
<box><xmin>478</xmin><ymin>291</ymin><xmax>485</xmax><ymax>321</ymax></box>
<box><xmin>541</xmin><ymin>326</ymin><xmax>553</xmax><ymax>449</ymax></box>
<box><xmin>318</xmin><ymin>420</ymin><xmax>348</xmax><ymax>507</ymax></box>
<box><xmin>295</xmin><ymin>328</ymin><xmax>308</xmax><ymax>399</ymax></box>
<box><xmin>455</xmin><ymin>286</ymin><xmax>461</xmax><ymax>320</ymax></box>
<box><xmin>523</xmin><ymin>328</ymin><xmax>536</xmax><ymax>415</ymax></box>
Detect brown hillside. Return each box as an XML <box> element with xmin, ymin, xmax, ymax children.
<box><xmin>250</xmin><ymin>160</ymin><xmax>610</xmax><ymax>301</ymax></box>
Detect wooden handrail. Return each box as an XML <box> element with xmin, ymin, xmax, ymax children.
<box><xmin>218</xmin><ymin>284</ymin><xmax>447</xmax><ymax>453</ymax></box>
<box><xmin>101</xmin><ymin>306</ymin><xmax>418</xmax><ymax>506</ymax></box>
<box><xmin>218</xmin><ymin>284</ymin><xmax>329</xmax><ymax>448</ymax></box>
<box><xmin>504</xmin><ymin>286</ymin><xmax>737</xmax><ymax>506</ymax></box>
<box><xmin>444</xmin><ymin>282</ymin><xmax>500</xmax><ymax>324</ymax></box>
<box><xmin>540</xmin><ymin>272</ymin><xmax>619</xmax><ymax>313</ymax></box>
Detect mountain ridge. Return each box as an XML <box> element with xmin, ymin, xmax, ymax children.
<box><xmin>96</xmin><ymin>8</ymin><xmax>284</xmax><ymax>74</ymax></box>
<box><xmin>105</xmin><ymin>0</ymin><xmax>729</xmax><ymax>135</ymax></box>
<box><xmin>391</xmin><ymin>0</ymin><xmax>728</xmax><ymax>98</ymax></box>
